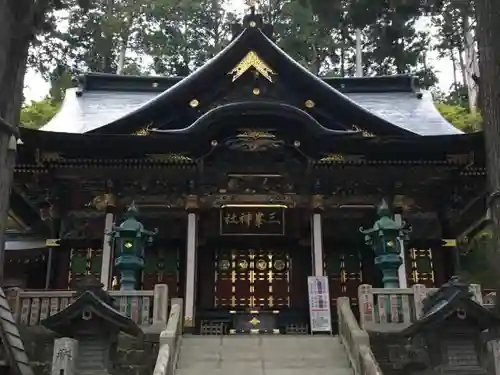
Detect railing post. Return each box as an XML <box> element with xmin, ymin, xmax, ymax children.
<box><xmin>358</xmin><ymin>284</ymin><xmax>375</xmax><ymax>329</ymax></box>
<box><xmin>469</xmin><ymin>284</ymin><xmax>483</xmax><ymax>304</ymax></box>
<box><xmin>411</xmin><ymin>284</ymin><xmax>427</xmax><ymax>320</ymax></box>
<box><xmin>153</xmin><ymin>284</ymin><xmax>169</xmax><ymax>326</ymax></box>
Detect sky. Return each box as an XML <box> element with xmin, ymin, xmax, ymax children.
<box><xmin>23</xmin><ymin>0</ymin><xmax>454</xmax><ymax>102</ymax></box>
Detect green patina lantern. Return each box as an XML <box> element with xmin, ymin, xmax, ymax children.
<box><xmin>360</xmin><ymin>200</ymin><xmax>411</xmax><ymax>288</ymax></box>
<box><xmin>108</xmin><ymin>202</ymin><xmax>155</xmax><ymax>290</ymax></box>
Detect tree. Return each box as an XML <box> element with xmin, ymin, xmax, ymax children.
<box><xmin>475</xmin><ymin>0</ymin><xmax>500</xmax><ymax>307</ymax></box>
<box><xmin>20</xmin><ymin>98</ymin><xmax>59</xmax><ymax>129</ymax></box>
<box><xmin>434</xmin><ymin>102</ymin><xmax>482</xmax><ymax>132</ymax></box>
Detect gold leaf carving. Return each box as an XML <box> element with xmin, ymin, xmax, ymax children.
<box><xmin>319</xmin><ymin>154</ymin><xmax>345</xmax><ymax>163</ymax></box>
<box><xmin>352</xmin><ymin>125</ymin><xmax>375</xmax><ymax>137</ymax></box>
<box><xmin>148</xmin><ymin>154</ymin><xmax>193</xmax><ymax>162</ymax></box>
<box><xmin>229</xmin><ymin>51</ymin><xmax>275</xmax><ymax>83</ymax></box>
<box><xmin>133</xmin><ymin>124</ymin><xmax>152</xmax><ymax>136</ymax></box>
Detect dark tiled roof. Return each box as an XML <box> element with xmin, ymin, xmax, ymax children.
<box><xmin>0</xmin><ymin>288</ymin><xmax>34</xmax><ymax>375</ymax></box>
<box><xmin>41</xmin><ymin>86</ymin><xmax>460</xmax><ymax>135</ymax></box>
<box><xmin>347</xmin><ymin>92</ymin><xmax>462</xmax><ymax>135</ymax></box>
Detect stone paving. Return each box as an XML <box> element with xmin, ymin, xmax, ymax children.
<box><xmin>176</xmin><ymin>335</ymin><xmax>353</xmax><ymax>375</ymax></box>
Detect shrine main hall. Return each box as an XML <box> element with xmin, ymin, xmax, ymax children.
<box><xmin>5</xmin><ymin>12</ymin><xmax>486</xmax><ymax>333</ymax></box>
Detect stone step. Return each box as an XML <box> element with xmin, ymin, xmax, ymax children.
<box><xmin>176</xmin><ymin>367</ymin><xmax>353</xmax><ymax>375</ymax></box>
<box><xmin>177</xmin><ymin>335</ymin><xmax>353</xmax><ymax>374</ymax></box>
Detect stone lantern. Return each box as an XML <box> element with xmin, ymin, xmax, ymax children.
<box><xmin>360</xmin><ymin>199</ymin><xmax>411</xmax><ymax>288</ymax></box>
<box><xmin>108</xmin><ymin>202</ymin><xmax>155</xmax><ymax>290</ymax></box>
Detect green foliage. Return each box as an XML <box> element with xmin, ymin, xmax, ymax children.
<box><xmin>435</xmin><ymin>102</ymin><xmax>482</xmax><ymax>132</ymax></box>
<box><xmin>27</xmin><ymin>0</ymin><xmax>442</xmax><ymax>88</ymax></box>
<box><xmin>460</xmin><ymin>228</ymin><xmax>497</xmax><ymax>288</ymax></box>
<box><xmin>20</xmin><ymin>99</ymin><xmax>60</xmax><ymax>129</ymax></box>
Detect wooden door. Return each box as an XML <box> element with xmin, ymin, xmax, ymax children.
<box><xmin>214</xmin><ymin>248</ymin><xmax>291</xmax><ymax>309</ymax></box>
<box><xmin>324</xmin><ymin>245</ymin><xmax>363</xmax><ymax>311</ymax></box>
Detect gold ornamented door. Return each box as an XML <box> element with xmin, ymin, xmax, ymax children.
<box><xmin>214</xmin><ymin>249</ymin><xmax>290</xmax><ymax>309</ymax></box>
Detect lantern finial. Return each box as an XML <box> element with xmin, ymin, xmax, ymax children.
<box><xmin>377</xmin><ymin>199</ymin><xmax>391</xmax><ymax>218</ymax></box>
<box><xmin>125</xmin><ymin>201</ymin><xmax>139</xmax><ymax>219</ymax></box>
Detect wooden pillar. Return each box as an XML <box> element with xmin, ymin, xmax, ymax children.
<box><xmin>43</xmin><ymin>202</ymin><xmax>61</xmax><ymax>290</ymax></box>
<box><xmin>311</xmin><ymin>195</ymin><xmax>324</xmax><ymax>276</ymax></box>
<box><xmin>395</xmin><ymin>213</ymin><xmax>408</xmax><ymax>288</ymax></box>
<box><xmin>184</xmin><ymin>195</ymin><xmax>198</xmax><ymax>329</ymax></box>
<box><xmin>0</xmin><ymin>131</ymin><xmax>16</xmax><ymax>282</ymax></box>
<box><xmin>100</xmin><ymin>195</ymin><xmax>116</xmax><ymax>290</ymax></box>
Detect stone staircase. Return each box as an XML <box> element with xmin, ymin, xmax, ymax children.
<box><xmin>176</xmin><ymin>335</ymin><xmax>353</xmax><ymax>375</ymax></box>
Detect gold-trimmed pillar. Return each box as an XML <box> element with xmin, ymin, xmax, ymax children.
<box><xmin>41</xmin><ymin>201</ymin><xmax>60</xmax><ymax>290</ymax></box>
<box><xmin>184</xmin><ymin>195</ymin><xmax>199</xmax><ymax>328</ymax></box>
<box><xmin>100</xmin><ymin>193</ymin><xmax>116</xmax><ymax>290</ymax></box>
<box><xmin>311</xmin><ymin>195</ymin><xmax>324</xmax><ymax>276</ymax></box>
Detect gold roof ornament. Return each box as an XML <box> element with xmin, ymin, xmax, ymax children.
<box><xmin>229</xmin><ymin>51</ymin><xmax>275</xmax><ymax>83</ymax></box>
<box><xmin>133</xmin><ymin>124</ymin><xmax>151</xmax><ymax>136</ymax></box>
<box><xmin>352</xmin><ymin>125</ymin><xmax>375</xmax><ymax>137</ymax></box>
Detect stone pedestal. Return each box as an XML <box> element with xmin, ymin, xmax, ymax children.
<box><xmin>52</xmin><ymin>337</ymin><xmax>78</xmax><ymax>375</ymax></box>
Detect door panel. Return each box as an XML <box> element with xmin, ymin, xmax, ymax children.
<box><xmin>214</xmin><ymin>249</ymin><xmax>291</xmax><ymax>309</ymax></box>
<box><xmin>324</xmin><ymin>245</ymin><xmax>363</xmax><ymax>310</ymax></box>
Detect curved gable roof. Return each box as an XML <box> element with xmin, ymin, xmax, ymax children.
<box><xmin>39</xmin><ymin>16</ymin><xmax>461</xmax><ymax>137</ymax></box>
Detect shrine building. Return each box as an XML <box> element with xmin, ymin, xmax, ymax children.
<box><xmin>5</xmin><ymin>12</ymin><xmax>487</xmax><ymax>333</ymax></box>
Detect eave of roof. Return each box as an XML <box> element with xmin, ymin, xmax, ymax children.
<box><xmin>40</xmin><ymin>84</ymin><xmax>462</xmax><ymax>136</ymax></box>
<box><xmin>18</xmin><ymin>126</ymin><xmax>482</xmax><ymax>160</ymax></box>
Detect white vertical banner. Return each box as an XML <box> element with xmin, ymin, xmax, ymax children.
<box><xmin>308</xmin><ymin>276</ymin><xmax>332</xmax><ymax>333</ymax></box>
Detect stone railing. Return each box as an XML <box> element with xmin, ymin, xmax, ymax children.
<box><xmin>7</xmin><ymin>284</ymin><xmax>169</xmax><ymax>329</ymax></box>
<box><xmin>338</xmin><ymin>296</ymin><xmax>382</xmax><ymax>375</ymax></box>
<box><xmin>358</xmin><ymin>283</ymin><xmax>483</xmax><ymax>332</ymax></box>
<box><xmin>153</xmin><ymin>298</ymin><xmax>184</xmax><ymax>375</ymax></box>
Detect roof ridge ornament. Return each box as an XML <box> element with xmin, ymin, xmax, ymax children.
<box><xmin>245</xmin><ymin>0</ymin><xmax>260</xmax><ymax>14</ymax></box>
<box><xmin>229</xmin><ymin>51</ymin><xmax>275</xmax><ymax>83</ymax></box>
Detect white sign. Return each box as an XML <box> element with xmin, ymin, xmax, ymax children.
<box><xmin>52</xmin><ymin>337</ymin><xmax>78</xmax><ymax>375</ymax></box>
<box><xmin>308</xmin><ymin>276</ymin><xmax>332</xmax><ymax>333</ymax></box>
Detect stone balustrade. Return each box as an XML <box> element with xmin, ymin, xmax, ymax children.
<box><xmin>358</xmin><ymin>283</ymin><xmax>483</xmax><ymax>332</ymax></box>
<box><xmin>6</xmin><ymin>284</ymin><xmax>170</xmax><ymax>329</ymax></box>
<box><xmin>153</xmin><ymin>298</ymin><xmax>184</xmax><ymax>375</ymax></box>
<box><xmin>338</xmin><ymin>296</ymin><xmax>382</xmax><ymax>375</ymax></box>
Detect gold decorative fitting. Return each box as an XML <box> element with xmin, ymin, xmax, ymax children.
<box><xmin>252</xmin><ymin>88</ymin><xmax>260</xmax><ymax>95</ymax></box>
<box><xmin>311</xmin><ymin>194</ymin><xmax>324</xmax><ymax>210</ymax></box>
<box><xmin>352</xmin><ymin>125</ymin><xmax>375</xmax><ymax>137</ymax></box>
<box><xmin>320</xmin><ymin>154</ymin><xmax>345</xmax><ymax>163</ymax></box>
<box><xmin>305</xmin><ymin>100</ymin><xmax>315</xmax><ymax>108</ymax></box>
<box><xmin>249</xmin><ymin>317</ymin><xmax>260</xmax><ymax>326</ymax></box>
<box><xmin>149</xmin><ymin>153</ymin><xmax>193</xmax><ymax>162</ymax></box>
<box><xmin>185</xmin><ymin>194</ymin><xmax>199</xmax><ymax>211</ymax></box>
<box><xmin>87</xmin><ymin>193</ymin><xmax>116</xmax><ymax>211</ymax></box>
<box><xmin>133</xmin><ymin>125</ymin><xmax>151</xmax><ymax>136</ymax></box>
<box><xmin>229</xmin><ymin>51</ymin><xmax>275</xmax><ymax>83</ymax></box>
<box><xmin>152</xmin><ymin>82</ymin><xmax>159</xmax><ymax>88</ymax></box>
<box><xmin>189</xmin><ymin>99</ymin><xmax>200</xmax><ymax>108</ymax></box>
<box><xmin>41</xmin><ymin>152</ymin><xmax>64</xmax><ymax>162</ymax></box>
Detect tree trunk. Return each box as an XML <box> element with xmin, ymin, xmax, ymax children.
<box><xmin>457</xmin><ymin>47</ymin><xmax>468</xmax><ymax>90</ymax></box>
<box><xmin>0</xmin><ymin>0</ymin><xmax>39</xmax><ymax>283</ymax></box>
<box><xmin>0</xmin><ymin>131</ymin><xmax>17</xmax><ymax>282</ymax></box>
<box><xmin>475</xmin><ymin>0</ymin><xmax>500</xmax><ymax>310</ymax></box>
<box><xmin>0</xmin><ymin>0</ymin><xmax>32</xmax><ymax>125</ymax></box>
